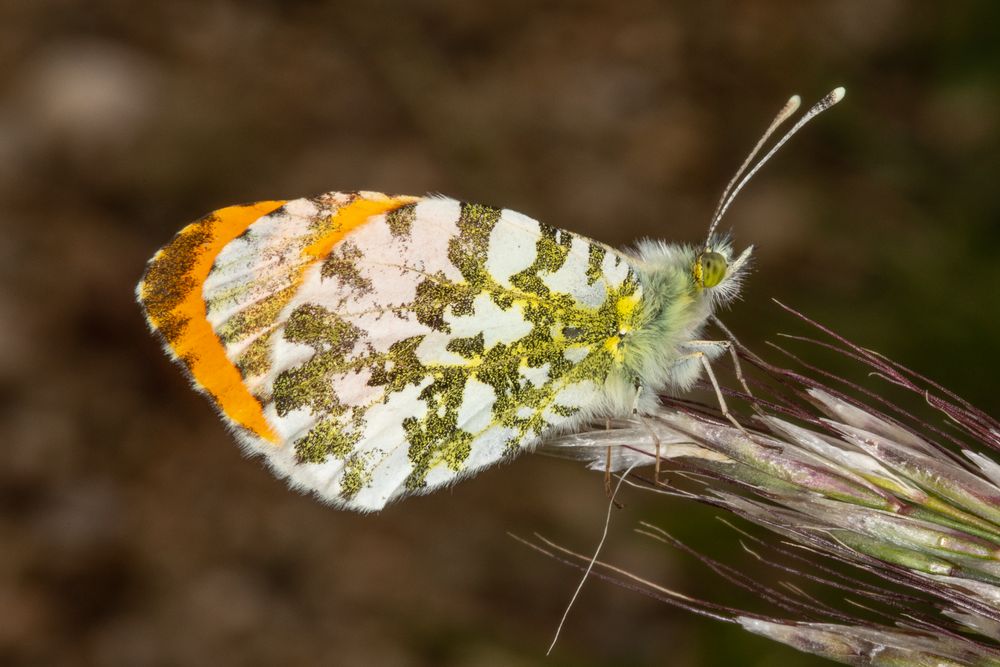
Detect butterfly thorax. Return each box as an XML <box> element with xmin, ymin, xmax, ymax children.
<box><xmin>617</xmin><ymin>241</ymin><xmax>716</xmax><ymax>401</ymax></box>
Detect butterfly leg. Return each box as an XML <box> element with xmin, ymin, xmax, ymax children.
<box><xmin>675</xmin><ymin>341</ymin><xmax>751</xmax><ymax>437</ymax></box>
<box><xmin>708</xmin><ymin>316</ymin><xmax>760</xmax><ymax>408</ymax></box>
<box><xmin>684</xmin><ymin>338</ymin><xmax>755</xmax><ymax>405</ymax></box>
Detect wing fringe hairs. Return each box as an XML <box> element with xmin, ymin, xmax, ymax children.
<box><xmin>534</xmin><ymin>302</ymin><xmax>1000</xmax><ymax>666</ymax></box>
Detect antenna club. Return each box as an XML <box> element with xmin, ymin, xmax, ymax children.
<box><xmin>704</xmin><ymin>89</ymin><xmax>846</xmax><ymax>238</ymax></box>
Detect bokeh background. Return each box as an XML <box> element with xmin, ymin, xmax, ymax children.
<box><xmin>3</xmin><ymin>1</ymin><xmax>999</xmax><ymax>665</ymax></box>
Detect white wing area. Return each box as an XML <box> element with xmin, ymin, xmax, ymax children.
<box><xmin>202</xmin><ymin>193</ymin><xmax>641</xmax><ymax>511</ymax></box>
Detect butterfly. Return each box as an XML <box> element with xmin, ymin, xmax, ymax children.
<box><xmin>136</xmin><ymin>88</ymin><xmax>843</xmax><ymax>511</ymax></box>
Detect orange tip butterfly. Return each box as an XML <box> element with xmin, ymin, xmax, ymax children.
<box><xmin>137</xmin><ymin>88</ymin><xmax>844</xmax><ymax>511</ymax></box>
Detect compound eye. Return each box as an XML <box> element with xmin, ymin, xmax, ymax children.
<box><xmin>695</xmin><ymin>251</ymin><xmax>728</xmax><ymax>288</ymax></box>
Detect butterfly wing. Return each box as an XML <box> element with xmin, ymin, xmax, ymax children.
<box><xmin>138</xmin><ymin>192</ymin><xmax>643</xmax><ymax>511</ymax></box>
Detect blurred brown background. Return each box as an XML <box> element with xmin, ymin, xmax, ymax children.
<box><xmin>2</xmin><ymin>1</ymin><xmax>999</xmax><ymax>665</ymax></box>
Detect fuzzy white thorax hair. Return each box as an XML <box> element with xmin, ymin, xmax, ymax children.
<box><xmin>596</xmin><ymin>237</ymin><xmax>753</xmax><ymax>417</ymax></box>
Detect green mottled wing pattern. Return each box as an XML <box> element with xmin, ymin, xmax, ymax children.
<box><xmin>205</xmin><ymin>194</ymin><xmax>644</xmax><ymax>511</ymax></box>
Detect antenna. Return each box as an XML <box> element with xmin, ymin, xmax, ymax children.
<box><xmin>704</xmin><ymin>87</ymin><xmax>846</xmax><ymax>247</ymax></box>
<box><xmin>707</xmin><ymin>94</ymin><xmax>801</xmax><ymax>238</ymax></box>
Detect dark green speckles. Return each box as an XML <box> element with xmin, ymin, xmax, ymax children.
<box><xmin>586</xmin><ymin>244</ymin><xmax>606</xmax><ymax>285</ymax></box>
<box><xmin>441</xmin><ymin>435</ymin><xmax>472</xmax><ymax>470</ymax></box>
<box><xmin>364</xmin><ymin>336</ymin><xmax>481</xmax><ymax>480</ymax></box>
<box><xmin>294</xmin><ymin>419</ymin><xmax>361</xmax><ymax>463</ymax></box>
<box><xmin>522</xmin><ymin>320</ymin><xmax>571</xmax><ymax>375</ymax></box>
<box><xmin>534</xmin><ymin>225</ymin><xmax>573</xmax><ymax>272</ymax></box>
<box><xmin>403</xmin><ymin>414</ymin><xmax>474</xmax><ymax>491</ymax></box>
<box><xmin>138</xmin><ymin>212</ymin><xmax>213</xmax><ymax>346</ymax></box>
<box><xmin>385</xmin><ymin>204</ymin><xmax>416</xmax><ymax>239</ymax></box>
<box><xmin>446</xmin><ymin>332</ymin><xmax>485</xmax><ymax>358</ymax></box>
<box><xmin>475</xmin><ymin>343</ymin><xmax>522</xmax><ymax>407</ymax></box>
<box><xmin>217</xmin><ymin>285</ymin><xmax>297</xmax><ymax>345</ymax></box>
<box><xmin>479</xmin><ymin>336</ymin><xmax>570</xmax><ymax>441</ymax></box>
<box><xmin>272</xmin><ymin>304</ymin><xmax>363</xmax><ymax>416</ymax></box>
<box><xmin>321</xmin><ymin>241</ymin><xmax>371</xmax><ymax>295</ymax></box>
<box><xmin>366</xmin><ymin>337</ymin><xmax>425</xmax><ymax>392</ymax></box>
<box><xmin>412</xmin><ymin>273</ymin><xmax>476</xmax><ymax>331</ymax></box>
<box><xmin>284</xmin><ymin>303</ymin><xmax>363</xmax><ymax>354</ymax></box>
<box><xmin>449</xmin><ymin>203</ymin><xmax>501</xmax><ymax>284</ymax></box>
<box><xmin>407</xmin><ymin>366</ymin><xmax>475</xmax><ymax>478</ymax></box>
<box><xmin>549</xmin><ymin>404</ymin><xmax>581</xmax><ymax>418</ymax></box>
<box><xmin>236</xmin><ymin>335</ymin><xmax>273</xmax><ymax>378</ymax></box>
<box><xmin>510</xmin><ymin>224</ymin><xmax>572</xmax><ymax>297</ymax></box>
<box><xmin>340</xmin><ymin>454</ymin><xmax>371</xmax><ymax>500</ymax></box>
<box><xmin>418</xmin><ymin>367</ymin><xmax>467</xmax><ymax>409</ymax></box>
<box><xmin>273</xmin><ymin>359</ymin><xmax>348</xmax><ymax>417</ymax></box>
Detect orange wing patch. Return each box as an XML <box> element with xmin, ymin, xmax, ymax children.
<box><xmin>138</xmin><ymin>194</ymin><xmax>420</xmax><ymax>444</ymax></box>
<box><xmin>305</xmin><ymin>194</ymin><xmax>419</xmax><ymax>260</ymax></box>
<box><xmin>138</xmin><ymin>201</ymin><xmax>287</xmax><ymax>442</ymax></box>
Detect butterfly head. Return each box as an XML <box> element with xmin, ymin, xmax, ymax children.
<box><xmin>631</xmin><ymin>237</ymin><xmax>751</xmax><ymax>308</ymax></box>
<box><xmin>689</xmin><ymin>238</ymin><xmax>753</xmax><ymax>304</ymax></box>
<box><xmin>693</xmin><ymin>250</ymin><xmax>727</xmax><ymax>288</ymax></box>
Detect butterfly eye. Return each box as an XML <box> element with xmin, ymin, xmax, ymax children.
<box><xmin>694</xmin><ymin>251</ymin><xmax>728</xmax><ymax>289</ymax></box>
<box><xmin>562</xmin><ymin>326</ymin><xmax>583</xmax><ymax>339</ymax></box>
